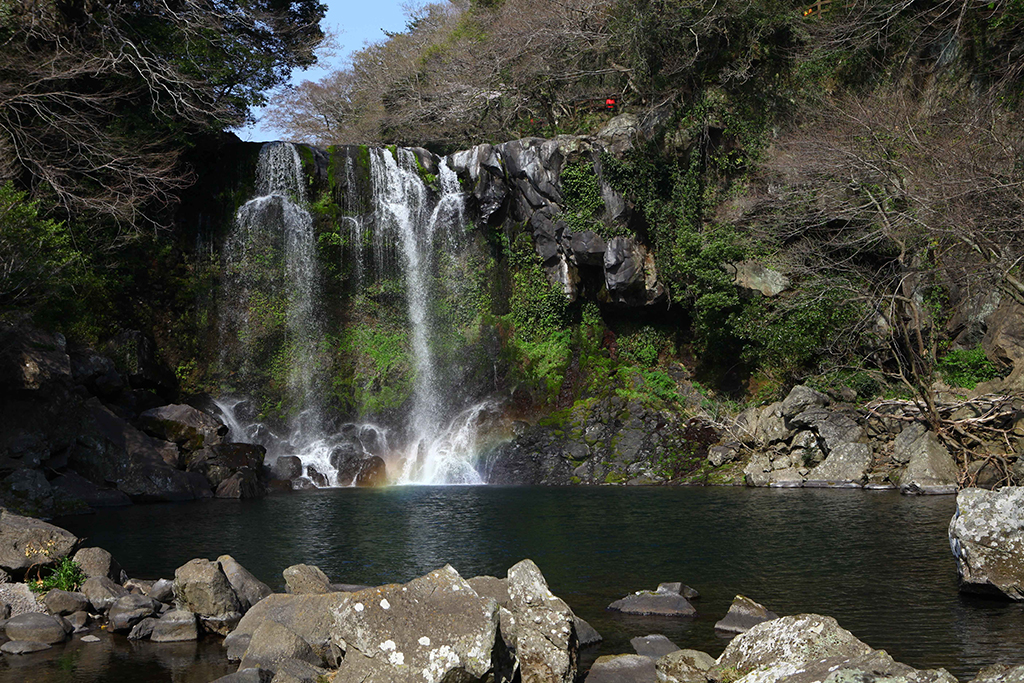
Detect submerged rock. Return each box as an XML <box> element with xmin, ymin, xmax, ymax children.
<box><xmin>950</xmin><ymin>486</ymin><xmax>1024</xmax><ymax>599</ymax></box>
<box><xmin>631</xmin><ymin>634</ymin><xmax>679</xmax><ymax>659</ymax></box>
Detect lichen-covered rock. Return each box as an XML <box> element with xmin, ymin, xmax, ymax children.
<box><xmin>804</xmin><ymin>443</ymin><xmax>872</xmax><ymax>488</ymax></box>
<box><xmin>506</xmin><ymin>559</ymin><xmax>578</xmax><ymax>683</ymax></box>
<box><xmin>949</xmin><ymin>486</ymin><xmax>1024</xmax><ymax>599</ymax></box>
<box><xmin>971</xmin><ymin>663</ymin><xmax>1024</xmax><ymax>682</ymax></box>
<box><xmin>656</xmin><ymin>649</ymin><xmax>715</xmax><ymax>683</ymax></box>
<box><xmin>898</xmin><ymin>429</ymin><xmax>958</xmax><ymax>495</ymax></box>
<box><xmin>729</xmin><ymin>261</ymin><xmax>791</xmax><ymax>298</ymax></box>
<box><xmin>173</xmin><ymin>557</ymin><xmax>242</xmax><ymax>635</ymax></box>
<box><xmin>331</xmin><ymin>564</ymin><xmax>501</xmax><ymax>683</ymax></box>
<box><xmin>0</xmin><ymin>508</ymin><xmax>78</xmax><ymax>574</ymax></box>
<box><xmin>710</xmin><ymin>614</ymin><xmax>872</xmax><ymax>682</ymax></box>
<box><xmin>714</xmin><ymin>595</ymin><xmax>779</xmax><ymax>635</ymax></box>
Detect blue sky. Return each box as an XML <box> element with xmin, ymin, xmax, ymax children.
<box><xmin>236</xmin><ymin>0</ymin><xmax>413</xmax><ymax>142</ymax></box>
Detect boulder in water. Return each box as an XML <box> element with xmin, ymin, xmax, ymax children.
<box><xmin>607</xmin><ymin>583</ymin><xmax>696</xmax><ymax>617</ymax></box>
<box><xmin>283</xmin><ymin>564</ymin><xmax>335</xmax><ymax>595</ymax></box>
<box><xmin>631</xmin><ymin>634</ymin><xmax>680</xmax><ymax>659</ymax></box>
<box><xmin>81</xmin><ymin>576</ymin><xmax>128</xmax><ymax>612</ymax></box>
<box><xmin>107</xmin><ymin>594</ymin><xmax>160</xmax><ymax>631</ymax></box>
<box><xmin>270</xmin><ymin>455</ymin><xmax>302</xmax><ymax>481</ymax></box>
<box><xmin>4</xmin><ymin>612</ymin><xmax>69</xmax><ymax>644</ymax></box>
<box><xmin>950</xmin><ymin>486</ymin><xmax>1024</xmax><ymax>599</ymax></box>
<box><xmin>714</xmin><ymin>595</ymin><xmax>779</xmax><ymax>635</ymax></box>
<box><xmin>150</xmin><ymin>608</ymin><xmax>199</xmax><ymax>642</ymax></box>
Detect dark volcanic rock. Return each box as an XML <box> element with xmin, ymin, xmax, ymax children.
<box><xmin>138</xmin><ymin>404</ymin><xmax>227</xmax><ymax>452</ymax></box>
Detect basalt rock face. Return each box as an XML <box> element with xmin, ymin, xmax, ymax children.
<box><xmin>0</xmin><ymin>322</ymin><xmax>266</xmax><ymax>517</ymax></box>
<box><xmin>447</xmin><ymin>135</ymin><xmax>665</xmax><ymax>308</ymax></box>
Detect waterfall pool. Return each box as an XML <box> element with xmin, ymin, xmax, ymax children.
<box><xmin>21</xmin><ymin>486</ymin><xmax>1024</xmax><ymax>682</ymax></box>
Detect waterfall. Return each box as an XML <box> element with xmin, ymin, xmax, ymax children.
<box><xmin>217</xmin><ymin>142</ymin><xmax>500</xmax><ymax>487</ymax></box>
<box><xmin>220</xmin><ymin>142</ymin><xmax>328</xmax><ymax>466</ymax></box>
<box><xmin>369</xmin><ymin>148</ymin><xmax>485</xmax><ymax>484</ymax></box>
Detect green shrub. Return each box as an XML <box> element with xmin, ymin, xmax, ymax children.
<box><xmin>936</xmin><ymin>346</ymin><xmax>999</xmax><ymax>389</ymax></box>
<box><xmin>29</xmin><ymin>557</ymin><xmax>85</xmax><ymax>594</ymax></box>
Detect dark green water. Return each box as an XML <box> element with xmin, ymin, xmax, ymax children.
<box><xmin>9</xmin><ymin>487</ymin><xmax>1024</xmax><ymax>681</ymax></box>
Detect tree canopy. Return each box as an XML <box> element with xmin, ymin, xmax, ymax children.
<box><xmin>0</xmin><ymin>0</ymin><xmax>326</xmax><ymax>225</ymax></box>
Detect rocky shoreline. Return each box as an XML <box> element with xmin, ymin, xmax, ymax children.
<box><xmin>0</xmin><ymin>485</ymin><xmax>1020</xmax><ymax>681</ymax></box>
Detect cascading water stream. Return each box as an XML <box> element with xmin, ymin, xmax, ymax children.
<box><xmin>369</xmin><ymin>148</ymin><xmax>485</xmax><ymax>484</ymax></box>
<box><xmin>217</xmin><ymin>142</ymin><xmax>503</xmax><ymax>487</ymax></box>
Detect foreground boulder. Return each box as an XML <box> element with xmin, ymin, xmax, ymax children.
<box><xmin>0</xmin><ymin>508</ymin><xmax>78</xmax><ymax>575</ymax></box>
<box><xmin>950</xmin><ymin>487</ymin><xmax>1024</xmax><ymax>599</ymax></box>
<box><xmin>656</xmin><ymin>650</ymin><xmax>715</xmax><ymax>683</ymax></box>
<box><xmin>226</xmin><ymin>592</ymin><xmax>347</xmax><ymax>666</ymax></box>
<box><xmin>331</xmin><ymin>564</ymin><xmax>503</xmax><ymax>683</ymax></box>
<box><xmin>173</xmin><ymin>558</ymin><xmax>243</xmax><ymax>634</ymax></box>
<box><xmin>505</xmin><ymin>559</ymin><xmax>578</xmax><ymax>683</ymax></box>
<box><xmin>708</xmin><ymin>614</ymin><xmax>955</xmax><ymax>683</ymax></box>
